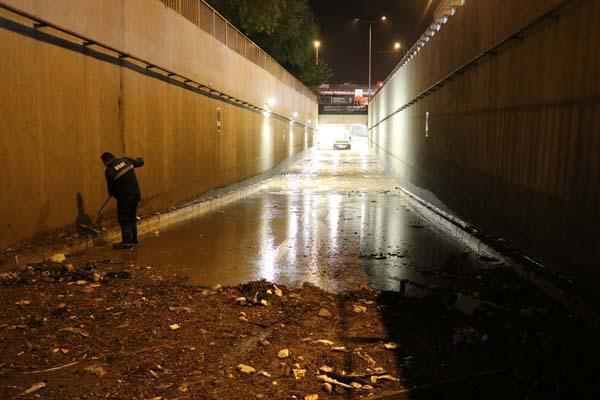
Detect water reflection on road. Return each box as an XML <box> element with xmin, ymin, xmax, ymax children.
<box><xmin>103</xmin><ymin>139</ymin><xmax>480</xmax><ymax>292</ymax></box>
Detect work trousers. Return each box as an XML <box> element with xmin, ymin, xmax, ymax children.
<box><xmin>116</xmin><ymin>196</ymin><xmax>139</xmax><ymax>244</ymax></box>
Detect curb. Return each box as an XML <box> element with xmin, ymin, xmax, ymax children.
<box><xmin>395</xmin><ymin>185</ymin><xmax>600</xmax><ymax>325</ymax></box>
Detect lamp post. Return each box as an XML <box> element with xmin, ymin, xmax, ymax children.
<box><xmin>355</xmin><ymin>16</ymin><xmax>387</xmax><ymax>100</ymax></box>
<box><xmin>313</xmin><ymin>40</ymin><xmax>321</xmax><ymax>65</ymax></box>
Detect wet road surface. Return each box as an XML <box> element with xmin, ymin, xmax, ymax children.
<box><xmin>90</xmin><ymin>138</ymin><xmax>485</xmax><ymax>292</ymax></box>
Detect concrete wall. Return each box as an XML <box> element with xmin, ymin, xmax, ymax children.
<box><xmin>369</xmin><ymin>0</ymin><xmax>600</xmax><ymax>286</ymax></box>
<box><xmin>0</xmin><ymin>0</ymin><xmax>317</xmax><ymax>248</ymax></box>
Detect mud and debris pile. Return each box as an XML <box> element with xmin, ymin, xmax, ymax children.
<box><xmin>1</xmin><ymin>258</ymin><xmax>599</xmax><ymax>399</ymax></box>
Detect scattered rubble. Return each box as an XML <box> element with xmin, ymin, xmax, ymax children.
<box><xmin>49</xmin><ymin>253</ymin><xmax>66</xmax><ymax>263</ymax></box>
<box><xmin>237</xmin><ymin>364</ymin><xmax>256</xmax><ymax>374</ymax></box>
<box><xmin>293</xmin><ymin>368</ymin><xmax>307</xmax><ymax>380</ymax></box>
<box><xmin>1</xmin><ymin>258</ymin><xmax>599</xmax><ymax>399</ymax></box>
<box><xmin>453</xmin><ymin>293</ymin><xmax>481</xmax><ymax>316</ymax></box>
<box><xmin>352</xmin><ymin>305</ymin><xmax>367</xmax><ymax>313</ymax></box>
<box><xmin>273</xmin><ymin>285</ymin><xmax>283</xmax><ymax>297</ymax></box>
<box><xmin>22</xmin><ymin>382</ymin><xmax>46</xmax><ymax>395</ymax></box>
<box><xmin>318</xmin><ymin>308</ymin><xmax>332</xmax><ymax>318</ymax></box>
<box><xmin>317</xmin><ymin>375</ymin><xmax>353</xmax><ymax>389</ymax></box>
<box><xmin>84</xmin><ymin>364</ymin><xmax>107</xmax><ymax>377</ymax></box>
<box><xmin>277</xmin><ymin>349</ymin><xmax>290</xmax><ymax>359</ymax></box>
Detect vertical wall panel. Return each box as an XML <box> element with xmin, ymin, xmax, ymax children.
<box><xmin>369</xmin><ymin>0</ymin><xmax>600</xmax><ymax>286</ymax></box>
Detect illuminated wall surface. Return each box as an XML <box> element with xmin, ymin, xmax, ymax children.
<box><xmin>369</xmin><ymin>0</ymin><xmax>600</xmax><ymax>286</ymax></box>
<box><xmin>0</xmin><ymin>0</ymin><xmax>317</xmax><ymax>247</ymax></box>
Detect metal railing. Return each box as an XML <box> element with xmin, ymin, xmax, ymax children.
<box><xmin>0</xmin><ymin>1</ymin><xmax>314</xmax><ymax>129</ymax></box>
<box><xmin>159</xmin><ymin>0</ymin><xmax>315</xmax><ymax>101</ymax></box>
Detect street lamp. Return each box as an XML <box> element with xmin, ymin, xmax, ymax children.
<box><xmin>394</xmin><ymin>41</ymin><xmax>407</xmax><ymax>58</ymax></box>
<box><xmin>313</xmin><ymin>40</ymin><xmax>321</xmax><ymax>65</ymax></box>
<box><xmin>354</xmin><ymin>15</ymin><xmax>387</xmax><ymax>100</ymax></box>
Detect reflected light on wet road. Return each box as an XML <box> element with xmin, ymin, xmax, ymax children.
<box><xmin>94</xmin><ymin>138</ymin><xmax>484</xmax><ymax>292</ymax></box>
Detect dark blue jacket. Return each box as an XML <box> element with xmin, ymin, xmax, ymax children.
<box><xmin>105</xmin><ymin>157</ymin><xmax>144</xmax><ymax>200</ymax></box>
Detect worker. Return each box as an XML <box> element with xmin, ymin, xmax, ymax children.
<box><xmin>101</xmin><ymin>152</ymin><xmax>144</xmax><ymax>249</ymax></box>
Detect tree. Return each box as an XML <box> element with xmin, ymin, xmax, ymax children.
<box><xmin>207</xmin><ymin>0</ymin><xmax>331</xmax><ymax>86</ymax></box>
<box><xmin>208</xmin><ymin>0</ymin><xmax>282</xmax><ymax>35</ymax></box>
<box><xmin>297</xmin><ymin>62</ymin><xmax>332</xmax><ymax>88</ymax></box>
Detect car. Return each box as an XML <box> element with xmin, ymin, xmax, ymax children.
<box><xmin>333</xmin><ymin>140</ymin><xmax>351</xmax><ymax>150</ymax></box>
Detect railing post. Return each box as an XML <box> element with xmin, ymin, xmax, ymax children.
<box><xmin>197</xmin><ymin>0</ymin><xmax>201</xmax><ymax>27</ymax></box>
<box><xmin>212</xmin><ymin>9</ymin><xmax>216</xmax><ymax>38</ymax></box>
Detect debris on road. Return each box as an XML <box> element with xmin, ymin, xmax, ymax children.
<box><xmin>277</xmin><ymin>348</ymin><xmax>290</xmax><ymax>359</ymax></box>
<box><xmin>318</xmin><ymin>308</ymin><xmax>332</xmax><ymax>318</ymax></box>
<box><xmin>22</xmin><ymin>382</ymin><xmax>46</xmax><ymax>395</ymax></box>
<box><xmin>236</xmin><ymin>297</ymin><xmax>248</xmax><ymax>306</ymax></box>
<box><xmin>453</xmin><ymin>293</ymin><xmax>481</xmax><ymax>316</ymax></box>
<box><xmin>293</xmin><ymin>368</ymin><xmax>306</xmax><ymax>379</ymax></box>
<box><xmin>317</xmin><ymin>374</ymin><xmax>353</xmax><ymax>389</ymax></box>
<box><xmin>370</xmin><ymin>374</ymin><xmax>399</xmax><ymax>384</ymax></box>
<box><xmin>274</xmin><ymin>285</ymin><xmax>283</xmax><ymax>297</ymax></box>
<box><xmin>1</xmin><ymin>258</ymin><xmax>599</xmax><ymax>399</ymax></box>
<box><xmin>353</xmin><ymin>304</ymin><xmax>367</xmax><ymax>313</ymax></box>
<box><xmin>237</xmin><ymin>364</ymin><xmax>256</xmax><ymax>374</ymax></box>
<box><xmin>319</xmin><ymin>365</ymin><xmax>333</xmax><ymax>373</ymax></box>
<box><xmin>50</xmin><ymin>253</ymin><xmax>66</xmax><ymax>263</ymax></box>
<box><xmin>84</xmin><ymin>364</ymin><xmax>107</xmax><ymax>377</ymax></box>
<box><xmin>60</xmin><ymin>327</ymin><xmax>90</xmax><ymax>338</ymax></box>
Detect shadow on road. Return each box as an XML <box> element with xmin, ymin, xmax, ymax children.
<box><xmin>371</xmin><ymin>257</ymin><xmax>600</xmax><ymax>399</ymax></box>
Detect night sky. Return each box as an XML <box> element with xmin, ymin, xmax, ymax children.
<box><xmin>309</xmin><ymin>0</ymin><xmax>442</xmax><ymax>84</ymax></box>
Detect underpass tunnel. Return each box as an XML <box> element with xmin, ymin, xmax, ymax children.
<box><xmin>316</xmin><ymin>123</ymin><xmax>367</xmax><ymax>150</ymax></box>
<box><xmin>1</xmin><ymin>0</ymin><xmax>600</xmax><ymax>398</ymax></box>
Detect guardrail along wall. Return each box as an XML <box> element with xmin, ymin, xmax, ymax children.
<box><xmin>159</xmin><ymin>0</ymin><xmax>315</xmax><ymax>102</ymax></box>
<box><xmin>369</xmin><ymin>0</ymin><xmax>600</xmax><ymax>286</ymax></box>
<box><xmin>0</xmin><ymin>0</ymin><xmax>317</xmax><ymax>248</ymax></box>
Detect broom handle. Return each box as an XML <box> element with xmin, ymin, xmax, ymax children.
<box><xmin>92</xmin><ymin>196</ymin><xmax>112</xmax><ymax>224</ymax></box>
